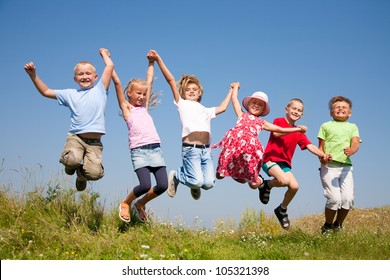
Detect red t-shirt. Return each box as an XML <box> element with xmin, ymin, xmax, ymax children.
<box><xmin>262</xmin><ymin>117</ymin><xmax>311</xmax><ymax>168</ymax></box>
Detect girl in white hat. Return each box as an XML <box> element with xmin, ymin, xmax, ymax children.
<box><xmin>212</xmin><ymin>83</ymin><xmax>307</xmax><ymax>190</ymax></box>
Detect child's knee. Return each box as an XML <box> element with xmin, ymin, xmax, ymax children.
<box><xmin>60</xmin><ymin>150</ymin><xmax>82</xmax><ymax>168</ymax></box>
<box><xmin>289</xmin><ymin>182</ymin><xmax>299</xmax><ymax>192</ymax></box>
<box><xmin>83</xmin><ymin>165</ymin><xmax>104</xmax><ymax>181</ymax></box>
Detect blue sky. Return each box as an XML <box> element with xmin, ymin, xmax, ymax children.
<box><xmin>0</xmin><ymin>0</ymin><xmax>389</xmax><ymax>228</ymax></box>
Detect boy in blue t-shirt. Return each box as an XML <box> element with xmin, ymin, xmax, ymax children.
<box><xmin>24</xmin><ymin>48</ymin><xmax>114</xmax><ymax>191</ymax></box>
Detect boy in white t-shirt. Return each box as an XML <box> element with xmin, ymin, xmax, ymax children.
<box><xmin>150</xmin><ymin>50</ymin><xmax>232</xmax><ymax>200</ymax></box>
<box><xmin>24</xmin><ymin>48</ymin><xmax>114</xmax><ymax>191</ymax></box>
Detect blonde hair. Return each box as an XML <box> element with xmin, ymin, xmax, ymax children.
<box><xmin>287</xmin><ymin>98</ymin><xmax>304</xmax><ymax>108</ymax></box>
<box><xmin>177</xmin><ymin>74</ymin><xmax>204</xmax><ymax>102</ymax></box>
<box><xmin>328</xmin><ymin>96</ymin><xmax>352</xmax><ymax>111</ymax></box>
<box><xmin>124</xmin><ymin>78</ymin><xmax>160</xmax><ymax>107</ymax></box>
<box><xmin>73</xmin><ymin>61</ymin><xmax>96</xmax><ymax>75</ymax></box>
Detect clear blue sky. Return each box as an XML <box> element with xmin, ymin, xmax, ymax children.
<box><xmin>1</xmin><ymin>0</ymin><xmax>389</xmax><ymax>228</ymax></box>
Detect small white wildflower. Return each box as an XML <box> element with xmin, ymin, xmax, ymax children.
<box><xmin>140</xmin><ymin>254</ymin><xmax>148</xmax><ymax>259</ymax></box>
<box><xmin>141</xmin><ymin>245</ymin><xmax>150</xmax><ymax>250</ymax></box>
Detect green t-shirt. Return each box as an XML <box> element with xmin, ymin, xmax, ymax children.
<box><xmin>317</xmin><ymin>120</ymin><xmax>360</xmax><ymax>165</ymax></box>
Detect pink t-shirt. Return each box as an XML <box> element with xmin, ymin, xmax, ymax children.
<box><xmin>126</xmin><ymin>106</ymin><xmax>161</xmax><ymax>149</ymax></box>
<box><xmin>262</xmin><ymin>117</ymin><xmax>311</xmax><ymax>168</ymax></box>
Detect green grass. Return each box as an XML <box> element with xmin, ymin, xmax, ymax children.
<box><xmin>0</xmin><ymin>175</ymin><xmax>389</xmax><ymax>260</ymax></box>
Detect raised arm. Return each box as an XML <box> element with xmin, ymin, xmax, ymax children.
<box><xmin>24</xmin><ymin>62</ymin><xmax>57</xmax><ymax>99</ymax></box>
<box><xmin>112</xmin><ymin>69</ymin><xmax>130</xmax><ymax>120</ymax></box>
<box><xmin>145</xmin><ymin>52</ymin><xmax>155</xmax><ymax>111</ymax></box>
<box><xmin>231</xmin><ymin>82</ymin><xmax>244</xmax><ymax>118</ymax></box>
<box><xmin>215</xmin><ymin>82</ymin><xmax>235</xmax><ymax>115</ymax></box>
<box><xmin>99</xmin><ymin>48</ymin><xmax>114</xmax><ymax>91</ymax></box>
<box><xmin>149</xmin><ymin>50</ymin><xmax>180</xmax><ymax>103</ymax></box>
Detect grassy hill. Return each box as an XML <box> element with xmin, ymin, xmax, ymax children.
<box><xmin>0</xmin><ymin>185</ymin><xmax>389</xmax><ymax>260</ymax></box>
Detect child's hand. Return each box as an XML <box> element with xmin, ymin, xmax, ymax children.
<box><xmin>230</xmin><ymin>82</ymin><xmax>240</xmax><ymax>91</ymax></box>
<box><xmin>319</xmin><ymin>153</ymin><xmax>332</xmax><ymax>164</ymax></box>
<box><xmin>24</xmin><ymin>62</ymin><xmax>36</xmax><ymax>76</ymax></box>
<box><xmin>147</xmin><ymin>50</ymin><xmax>158</xmax><ymax>61</ymax></box>
<box><xmin>100</xmin><ymin>48</ymin><xmax>110</xmax><ymax>57</ymax></box>
<box><xmin>298</xmin><ymin>125</ymin><xmax>308</xmax><ymax>133</ymax></box>
<box><xmin>343</xmin><ymin>147</ymin><xmax>353</xmax><ymax>157</ymax></box>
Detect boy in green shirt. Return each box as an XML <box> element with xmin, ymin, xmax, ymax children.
<box><xmin>318</xmin><ymin>96</ymin><xmax>360</xmax><ymax>234</ymax></box>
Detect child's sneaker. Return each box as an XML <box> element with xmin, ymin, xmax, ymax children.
<box><xmin>274</xmin><ymin>205</ymin><xmax>290</xmax><ymax>230</ymax></box>
<box><xmin>321</xmin><ymin>223</ymin><xmax>333</xmax><ymax>235</ymax></box>
<box><xmin>75</xmin><ymin>168</ymin><xmax>87</xmax><ymax>191</ymax></box>
<box><xmin>76</xmin><ymin>177</ymin><xmax>87</xmax><ymax>191</ymax></box>
<box><xmin>167</xmin><ymin>170</ymin><xmax>179</xmax><ymax>197</ymax></box>
<box><xmin>190</xmin><ymin>188</ymin><xmax>201</xmax><ymax>200</ymax></box>
<box><xmin>65</xmin><ymin>166</ymin><xmax>76</xmax><ymax>175</ymax></box>
<box><xmin>332</xmin><ymin>222</ymin><xmax>343</xmax><ymax>233</ymax></box>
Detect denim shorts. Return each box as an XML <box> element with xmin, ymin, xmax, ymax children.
<box><xmin>130</xmin><ymin>144</ymin><xmax>166</xmax><ymax>171</ymax></box>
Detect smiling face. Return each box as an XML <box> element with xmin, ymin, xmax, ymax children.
<box><xmin>183</xmin><ymin>82</ymin><xmax>202</xmax><ymax>102</ymax></box>
<box><xmin>127</xmin><ymin>83</ymin><xmax>148</xmax><ymax>107</ymax></box>
<box><xmin>247</xmin><ymin>98</ymin><xmax>266</xmax><ymax>116</ymax></box>
<box><xmin>73</xmin><ymin>63</ymin><xmax>98</xmax><ymax>89</ymax></box>
<box><xmin>285</xmin><ymin>100</ymin><xmax>304</xmax><ymax>124</ymax></box>
<box><xmin>330</xmin><ymin>100</ymin><xmax>352</xmax><ymax>121</ymax></box>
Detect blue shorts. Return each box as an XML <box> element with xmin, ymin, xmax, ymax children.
<box><xmin>130</xmin><ymin>144</ymin><xmax>166</xmax><ymax>171</ymax></box>
<box><xmin>262</xmin><ymin>161</ymin><xmax>291</xmax><ymax>176</ymax></box>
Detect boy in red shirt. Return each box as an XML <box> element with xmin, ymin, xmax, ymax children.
<box><xmin>260</xmin><ymin>98</ymin><xmax>331</xmax><ymax>230</ymax></box>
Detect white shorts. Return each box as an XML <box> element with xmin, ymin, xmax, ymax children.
<box><xmin>319</xmin><ymin>162</ymin><xmax>354</xmax><ymax>210</ymax></box>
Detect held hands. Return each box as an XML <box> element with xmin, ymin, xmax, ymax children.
<box><xmin>320</xmin><ymin>153</ymin><xmax>332</xmax><ymax>164</ymax></box>
<box><xmin>230</xmin><ymin>82</ymin><xmax>240</xmax><ymax>97</ymax></box>
<box><xmin>147</xmin><ymin>50</ymin><xmax>158</xmax><ymax>62</ymax></box>
<box><xmin>230</xmin><ymin>82</ymin><xmax>240</xmax><ymax>89</ymax></box>
<box><xmin>99</xmin><ymin>48</ymin><xmax>110</xmax><ymax>57</ymax></box>
<box><xmin>24</xmin><ymin>62</ymin><xmax>36</xmax><ymax>77</ymax></box>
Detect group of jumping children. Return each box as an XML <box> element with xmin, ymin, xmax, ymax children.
<box><xmin>24</xmin><ymin>48</ymin><xmax>360</xmax><ymax>234</ymax></box>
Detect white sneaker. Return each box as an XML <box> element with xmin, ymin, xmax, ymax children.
<box><xmin>190</xmin><ymin>188</ymin><xmax>201</xmax><ymax>200</ymax></box>
<box><xmin>167</xmin><ymin>170</ymin><xmax>178</xmax><ymax>197</ymax></box>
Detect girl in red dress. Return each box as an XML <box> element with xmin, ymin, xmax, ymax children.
<box><xmin>212</xmin><ymin>83</ymin><xmax>307</xmax><ymax>189</ymax></box>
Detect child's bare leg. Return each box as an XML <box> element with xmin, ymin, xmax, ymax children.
<box><xmin>135</xmin><ymin>188</ymin><xmax>158</xmax><ymax>220</ymax></box>
<box><xmin>334</xmin><ymin>208</ymin><xmax>349</xmax><ymax>226</ymax></box>
<box><xmin>324</xmin><ymin>207</ymin><xmax>337</xmax><ymax>225</ymax></box>
<box><xmin>280</xmin><ymin>172</ymin><xmax>298</xmax><ymax>209</ymax></box>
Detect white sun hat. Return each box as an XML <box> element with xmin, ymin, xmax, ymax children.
<box><xmin>242</xmin><ymin>91</ymin><xmax>270</xmax><ymax>116</ymax></box>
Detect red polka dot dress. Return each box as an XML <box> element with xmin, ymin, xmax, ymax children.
<box><xmin>212</xmin><ymin>113</ymin><xmax>265</xmax><ymax>185</ymax></box>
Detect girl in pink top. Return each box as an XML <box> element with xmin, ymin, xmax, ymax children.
<box><xmin>112</xmin><ymin>52</ymin><xmax>168</xmax><ymax>223</ymax></box>
<box><xmin>212</xmin><ymin>84</ymin><xmax>307</xmax><ymax>191</ymax></box>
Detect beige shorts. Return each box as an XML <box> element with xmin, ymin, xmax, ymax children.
<box><xmin>59</xmin><ymin>134</ymin><xmax>104</xmax><ymax>181</ymax></box>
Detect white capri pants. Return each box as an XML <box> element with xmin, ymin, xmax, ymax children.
<box><xmin>319</xmin><ymin>162</ymin><xmax>354</xmax><ymax>210</ymax></box>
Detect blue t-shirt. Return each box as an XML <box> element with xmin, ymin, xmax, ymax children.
<box><xmin>56</xmin><ymin>79</ymin><xmax>108</xmax><ymax>134</ymax></box>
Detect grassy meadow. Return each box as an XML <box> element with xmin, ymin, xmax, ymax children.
<box><xmin>0</xmin><ymin>171</ymin><xmax>389</xmax><ymax>260</ymax></box>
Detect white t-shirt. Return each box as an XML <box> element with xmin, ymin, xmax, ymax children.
<box><xmin>175</xmin><ymin>97</ymin><xmax>216</xmax><ymax>140</ymax></box>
